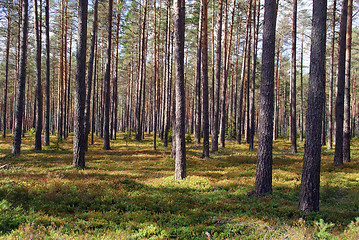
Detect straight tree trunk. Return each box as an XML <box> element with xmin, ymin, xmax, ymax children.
<box><xmin>249</xmin><ymin>0</ymin><xmax>258</xmax><ymax>151</ymax></box>
<box><xmin>290</xmin><ymin>0</ymin><xmax>297</xmax><ymax>153</ymax></box>
<box><xmin>300</xmin><ymin>31</ymin><xmax>304</xmax><ymax>142</ymax></box>
<box><xmin>12</xmin><ymin>0</ymin><xmax>28</xmax><ymax>155</ymax></box>
<box><xmin>173</xmin><ymin>0</ymin><xmax>186</xmax><ymax>180</ymax></box>
<box><xmin>201</xmin><ymin>0</ymin><xmax>209</xmax><ymax>158</ymax></box>
<box><xmin>84</xmin><ymin>0</ymin><xmax>98</xmax><ymax>151</ymax></box>
<box><xmin>343</xmin><ymin>0</ymin><xmax>352</xmax><ymax>163</ymax></box>
<box><xmin>327</xmin><ymin>0</ymin><xmax>336</xmax><ymax>150</ymax></box>
<box><xmin>34</xmin><ymin>0</ymin><xmax>42</xmax><ymax>150</ymax></box>
<box><xmin>298</xmin><ymin>0</ymin><xmax>327</xmax><ymax>213</ymax></box>
<box><xmin>194</xmin><ymin>3</ymin><xmax>202</xmax><ymax>144</ymax></box>
<box><xmin>153</xmin><ymin>0</ymin><xmax>158</xmax><ymax>150</ymax></box>
<box><xmin>2</xmin><ymin>1</ymin><xmax>11</xmax><ymax>138</ymax></box>
<box><xmin>255</xmin><ymin>0</ymin><xmax>276</xmax><ymax>196</ymax></box>
<box><xmin>334</xmin><ymin>0</ymin><xmax>348</xmax><ymax>166</ymax></box>
<box><xmin>211</xmin><ymin>0</ymin><xmax>223</xmax><ymax>152</ymax></box>
<box><xmin>103</xmin><ymin>0</ymin><xmax>113</xmax><ymax>150</ymax></box>
<box><xmin>73</xmin><ymin>0</ymin><xmax>88</xmax><ymax>168</ymax></box>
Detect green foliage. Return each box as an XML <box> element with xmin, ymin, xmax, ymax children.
<box><xmin>25</xmin><ymin>128</ymin><xmax>36</xmax><ymax>137</ymax></box>
<box><xmin>225</xmin><ymin>117</ymin><xmax>237</xmax><ymax>140</ymax></box>
<box><xmin>315</xmin><ymin>219</ymin><xmax>335</xmax><ymax>239</ymax></box>
<box><xmin>185</xmin><ymin>133</ymin><xmax>193</xmax><ymax>144</ymax></box>
<box><xmin>123</xmin><ymin>129</ymin><xmax>133</xmax><ymax>145</ymax></box>
<box><xmin>168</xmin><ymin>128</ymin><xmax>173</xmax><ymax>142</ymax></box>
<box><xmin>0</xmin><ymin>200</ymin><xmax>26</xmax><ymax>234</ymax></box>
<box><xmin>0</xmin><ymin>134</ymin><xmax>359</xmax><ymax>239</ymax></box>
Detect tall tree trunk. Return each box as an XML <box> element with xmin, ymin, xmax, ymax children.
<box><xmin>73</xmin><ymin>0</ymin><xmax>88</xmax><ymax>168</ymax></box>
<box><xmin>103</xmin><ymin>0</ymin><xmax>113</xmax><ymax>150</ymax></box>
<box><xmin>255</xmin><ymin>0</ymin><xmax>276</xmax><ymax>196</ymax></box>
<box><xmin>236</xmin><ymin>3</ymin><xmax>251</xmax><ymax>144</ymax></box>
<box><xmin>211</xmin><ymin>0</ymin><xmax>223</xmax><ymax>152</ymax></box>
<box><xmin>298</xmin><ymin>0</ymin><xmax>327</xmax><ymax>214</ymax></box>
<box><xmin>12</xmin><ymin>0</ymin><xmax>28</xmax><ymax>155</ymax></box>
<box><xmin>84</xmin><ymin>0</ymin><xmax>98</xmax><ymax>151</ymax></box>
<box><xmin>249</xmin><ymin>0</ymin><xmax>258</xmax><ymax>151</ymax></box>
<box><xmin>153</xmin><ymin>0</ymin><xmax>158</xmax><ymax>150</ymax></box>
<box><xmin>327</xmin><ymin>0</ymin><xmax>336</xmax><ymax>150</ymax></box>
<box><xmin>300</xmin><ymin>31</ymin><xmax>304</xmax><ymax>142</ymax></box>
<box><xmin>201</xmin><ymin>0</ymin><xmax>209</xmax><ymax>158</ymax></box>
<box><xmin>2</xmin><ymin>1</ymin><xmax>11</xmax><ymax>138</ymax></box>
<box><xmin>44</xmin><ymin>0</ymin><xmax>50</xmax><ymax>145</ymax></box>
<box><xmin>135</xmin><ymin>0</ymin><xmax>148</xmax><ymax>141</ymax></box>
<box><xmin>34</xmin><ymin>0</ymin><xmax>42</xmax><ymax>150</ymax></box>
<box><xmin>343</xmin><ymin>0</ymin><xmax>352</xmax><ymax>163</ymax></box>
<box><xmin>194</xmin><ymin>3</ymin><xmax>202</xmax><ymax>144</ymax></box>
<box><xmin>173</xmin><ymin>0</ymin><xmax>186</xmax><ymax>180</ymax></box>
<box><xmin>334</xmin><ymin>0</ymin><xmax>348</xmax><ymax>166</ymax></box>
<box><xmin>290</xmin><ymin>0</ymin><xmax>297</xmax><ymax>153</ymax></box>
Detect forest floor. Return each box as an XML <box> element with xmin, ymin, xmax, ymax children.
<box><xmin>0</xmin><ymin>131</ymin><xmax>359</xmax><ymax>239</ymax></box>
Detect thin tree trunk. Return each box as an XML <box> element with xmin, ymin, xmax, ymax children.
<box><xmin>289</xmin><ymin>0</ymin><xmax>297</xmax><ymax>153</ymax></box>
<box><xmin>343</xmin><ymin>0</ymin><xmax>352</xmax><ymax>163</ymax></box>
<box><xmin>334</xmin><ymin>0</ymin><xmax>348</xmax><ymax>166</ymax></box>
<box><xmin>194</xmin><ymin>3</ymin><xmax>202</xmax><ymax>144</ymax></box>
<box><xmin>153</xmin><ymin>0</ymin><xmax>158</xmax><ymax>150</ymax></box>
<box><xmin>44</xmin><ymin>0</ymin><xmax>50</xmax><ymax>145</ymax></box>
<box><xmin>211</xmin><ymin>0</ymin><xmax>223</xmax><ymax>152</ymax></box>
<box><xmin>84</xmin><ymin>0</ymin><xmax>98</xmax><ymax>151</ymax></box>
<box><xmin>2</xmin><ymin>1</ymin><xmax>11</xmax><ymax>138</ymax></box>
<box><xmin>201</xmin><ymin>0</ymin><xmax>209</xmax><ymax>158</ymax></box>
<box><xmin>12</xmin><ymin>0</ymin><xmax>28</xmax><ymax>155</ymax></box>
<box><xmin>327</xmin><ymin>0</ymin><xmax>336</xmax><ymax>150</ymax></box>
<box><xmin>249</xmin><ymin>0</ymin><xmax>258</xmax><ymax>151</ymax></box>
<box><xmin>103</xmin><ymin>0</ymin><xmax>113</xmax><ymax>150</ymax></box>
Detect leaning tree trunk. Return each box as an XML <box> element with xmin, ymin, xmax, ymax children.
<box><xmin>343</xmin><ymin>0</ymin><xmax>353</xmax><ymax>163</ymax></box>
<box><xmin>173</xmin><ymin>0</ymin><xmax>186</xmax><ymax>180</ymax></box>
<box><xmin>334</xmin><ymin>0</ymin><xmax>348</xmax><ymax>166</ymax></box>
<box><xmin>12</xmin><ymin>0</ymin><xmax>28</xmax><ymax>155</ymax></box>
<box><xmin>254</xmin><ymin>0</ymin><xmax>276</xmax><ymax>196</ymax></box>
<box><xmin>73</xmin><ymin>0</ymin><xmax>88</xmax><ymax>168</ymax></box>
<box><xmin>298</xmin><ymin>0</ymin><xmax>327</xmax><ymax>214</ymax></box>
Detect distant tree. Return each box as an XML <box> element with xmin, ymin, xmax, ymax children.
<box><xmin>84</xmin><ymin>0</ymin><xmax>98</xmax><ymax>151</ymax></box>
<box><xmin>2</xmin><ymin>0</ymin><xmax>11</xmax><ymax>139</ymax></box>
<box><xmin>255</xmin><ymin>0</ymin><xmax>276</xmax><ymax>196</ymax></box>
<box><xmin>343</xmin><ymin>0</ymin><xmax>353</xmax><ymax>163</ymax></box>
<box><xmin>211</xmin><ymin>0</ymin><xmax>223</xmax><ymax>152</ymax></box>
<box><xmin>290</xmin><ymin>0</ymin><xmax>297</xmax><ymax>153</ymax></box>
<box><xmin>201</xmin><ymin>0</ymin><xmax>209</xmax><ymax>158</ymax></box>
<box><xmin>334</xmin><ymin>0</ymin><xmax>348</xmax><ymax>166</ymax></box>
<box><xmin>103</xmin><ymin>0</ymin><xmax>113</xmax><ymax>150</ymax></box>
<box><xmin>44</xmin><ymin>0</ymin><xmax>50</xmax><ymax>146</ymax></box>
<box><xmin>298</xmin><ymin>0</ymin><xmax>327</xmax><ymax>214</ymax></box>
<box><xmin>12</xmin><ymin>0</ymin><xmax>28</xmax><ymax>155</ymax></box>
<box><xmin>173</xmin><ymin>0</ymin><xmax>186</xmax><ymax>180</ymax></box>
<box><xmin>34</xmin><ymin>0</ymin><xmax>43</xmax><ymax>150</ymax></box>
<box><xmin>73</xmin><ymin>0</ymin><xmax>88</xmax><ymax>168</ymax></box>
<box><xmin>327</xmin><ymin>0</ymin><xmax>336</xmax><ymax>150</ymax></box>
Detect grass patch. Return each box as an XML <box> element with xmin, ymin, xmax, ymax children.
<box><xmin>0</xmin><ymin>134</ymin><xmax>358</xmax><ymax>239</ymax></box>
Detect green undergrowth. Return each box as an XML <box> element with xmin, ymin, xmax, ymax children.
<box><xmin>0</xmin><ymin>132</ymin><xmax>359</xmax><ymax>239</ymax></box>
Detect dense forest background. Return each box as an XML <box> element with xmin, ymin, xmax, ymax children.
<box><xmin>1</xmin><ymin>0</ymin><xmax>359</xmax><ymax>238</ymax></box>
